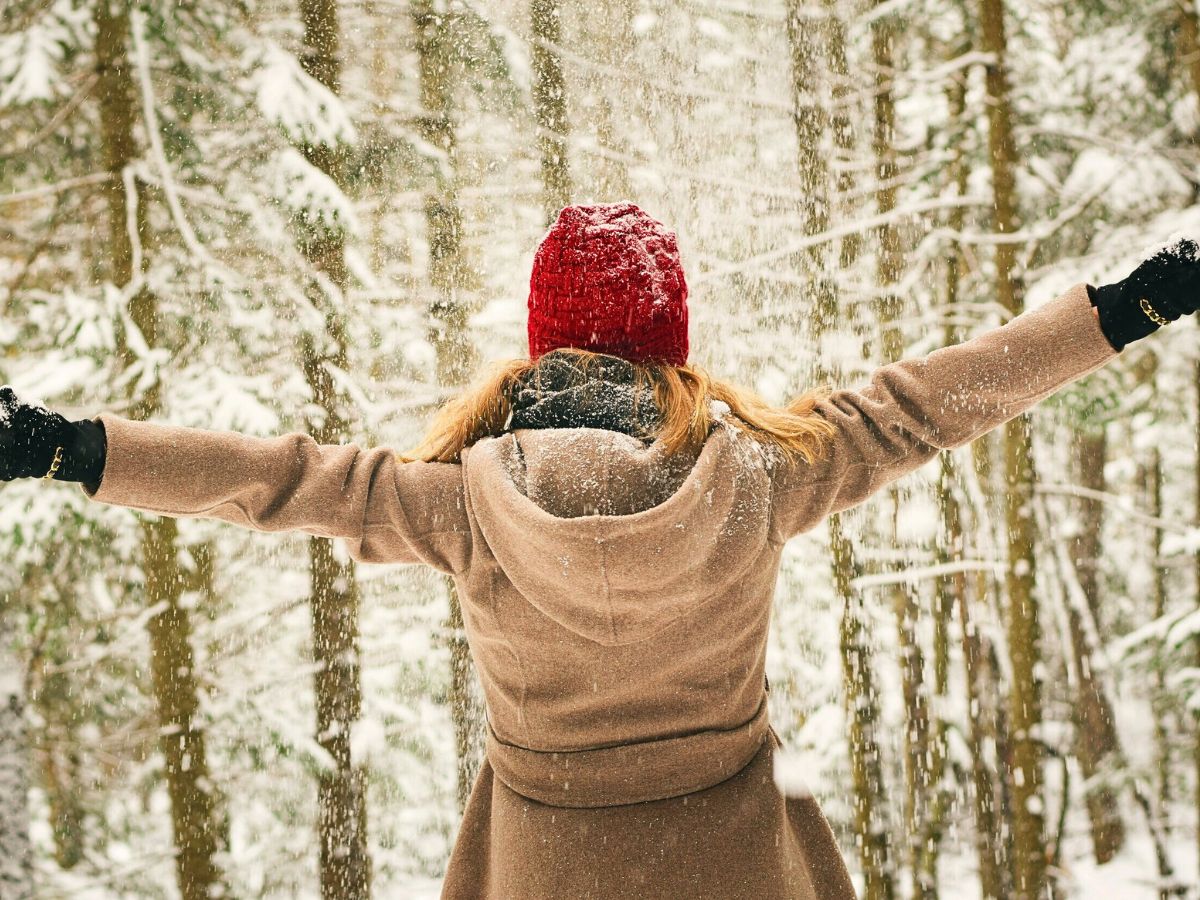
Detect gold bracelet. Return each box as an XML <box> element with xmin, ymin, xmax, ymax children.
<box><xmin>1139</xmin><ymin>296</ymin><xmax>1170</xmax><ymax>326</ymax></box>
<box><xmin>42</xmin><ymin>445</ymin><xmax>63</xmax><ymax>480</ymax></box>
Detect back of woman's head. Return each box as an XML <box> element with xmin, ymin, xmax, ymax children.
<box><xmin>402</xmin><ymin>203</ymin><xmax>837</xmax><ymax>464</ymax></box>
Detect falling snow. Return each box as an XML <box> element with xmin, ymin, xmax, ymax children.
<box><xmin>1</xmin><ymin>1</ymin><xmax>1200</xmax><ymax>898</ymax></box>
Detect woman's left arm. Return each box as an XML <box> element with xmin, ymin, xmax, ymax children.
<box><xmin>770</xmin><ymin>282</ymin><xmax>1119</xmax><ymax>540</ymax></box>
<box><xmin>81</xmin><ymin>414</ymin><xmax>473</xmax><ymax>573</ymax></box>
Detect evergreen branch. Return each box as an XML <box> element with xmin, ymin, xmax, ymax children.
<box><xmin>131</xmin><ymin>9</ymin><xmax>242</xmax><ymax>289</ymax></box>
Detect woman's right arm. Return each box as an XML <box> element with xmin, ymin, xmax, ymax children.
<box><xmin>1</xmin><ymin>396</ymin><xmax>471</xmax><ymax>573</ymax></box>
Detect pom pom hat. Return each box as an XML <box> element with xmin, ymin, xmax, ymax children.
<box><xmin>527</xmin><ymin>203</ymin><xmax>689</xmax><ymax>366</ymax></box>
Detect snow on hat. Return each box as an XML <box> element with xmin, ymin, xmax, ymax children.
<box><xmin>527</xmin><ymin>203</ymin><xmax>689</xmax><ymax>367</ymax></box>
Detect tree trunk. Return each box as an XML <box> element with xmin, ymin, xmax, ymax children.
<box><xmin>787</xmin><ymin>0</ymin><xmax>835</xmax><ymax>317</ymax></box>
<box><xmin>1178</xmin><ymin>0</ymin><xmax>1200</xmax><ymax>114</ymax></box>
<box><xmin>960</xmin><ymin>428</ymin><xmax>1018</xmax><ymax>899</ymax></box>
<box><xmin>936</xmin><ymin>64</ymin><xmax>999</xmax><ymax>897</ymax></box>
<box><xmin>788</xmin><ymin>0</ymin><xmax>829</xmax><ymax>233</ymax></box>
<box><xmin>822</xmin><ymin>0</ymin><xmax>862</xmax><ymax>268</ymax></box>
<box><xmin>1147</xmin><ymin>444</ymin><xmax>1172</xmax><ymax>833</ymax></box>
<box><xmin>976</xmin><ymin>0</ymin><xmax>1046</xmax><ymax>895</ymax></box>
<box><xmin>412</xmin><ymin>0</ymin><xmax>484</xmax><ymax>815</ymax></box>
<box><xmin>1068</xmin><ymin>428</ymin><xmax>1127</xmax><ymax>863</ymax></box>
<box><xmin>95</xmin><ymin>6</ymin><xmax>224</xmax><ymax>898</ymax></box>
<box><xmin>39</xmin><ymin>733</ymin><xmax>84</xmax><ymax>869</ymax></box>
<box><xmin>1127</xmin><ymin>353</ymin><xmax>1173</xmax><ymax>894</ymax></box>
<box><xmin>1195</xmin><ymin>353</ymin><xmax>1200</xmax><ymax>885</ymax></box>
<box><xmin>293</xmin><ymin>1</ymin><xmax>372</xmax><ymax>896</ymax></box>
<box><xmin>1132</xmin><ymin>422</ymin><xmax>1180</xmax><ymax>900</ymax></box>
<box><xmin>0</xmin><ymin>636</ymin><xmax>32</xmax><ymax>900</ymax></box>
<box><xmin>954</xmin><ymin>534</ymin><xmax>1009</xmax><ymax>900</ymax></box>
<box><xmin>532</xmin><ymin>0</ymin><xmax>572</xmax><ymax>222</ymax></box>
<box><xmin>582</xmin><ymin>0</ymin><xmax>635</xmax><ymax>200</ymax></box>
<box><xmin>869</xmin><ymin>7</ymin><xmax>937</xmax><ymax>895</ymax></box>
<box><xmin>23</xmin><ymin>566</ymin><xmax>85</xmax><ymax>871</ymax></box>
<box><xmin>1171</xmin><ymin>5</ymin><xmax>1200</xmax><ymax>879</ymax></box>
<box><xmin>1071</xmin><ymin>430</ymin><xmax>1106</xmax><ymax>626</ymax></box>
<box><xmin>142</xmin><ymin>519</ymin><xmax>225</xmax><ymax>899</ymax></box>
<box><xmin>832</xmin><ymin>515</ymin><xmax>896</xmax><ymax>900</ymax></box>
<box><xmin>952</xmin><ymin>353</ymin><xmax>1015</xmax><ymax>899</ymax></box>
<box><xmin>787</xmin><ymin>6</ymin><xmax>893</xmax><ymax>895</ymax></box>
<box><xmin>869</xmin><ymin>4</ymin><xmax>903</xmax><ymax>365</ymax></box>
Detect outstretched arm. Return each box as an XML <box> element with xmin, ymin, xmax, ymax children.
<box><xmin>770</xmin><ymin>282</ymin><xmax>1116</xmax><ymax>539</ymax></box>
<box><xmin>771</xmin><ymin>240</ymin><xmax>1200</xmax><ymax>540</ymax></box>
<box><xmin>0</xmin><ymin>398</ymin><xmax>471</xmax><ymax>572</ymax></box>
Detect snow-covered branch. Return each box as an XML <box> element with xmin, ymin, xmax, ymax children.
<box><xmin>694</xmin><ymin>194</ymin><xmax>990</xmax><ymax>285</ymax></box>
<box><xmin>0</xmin><ymin>172</ymin><xmax>111</xmax><ymax>206</ymax></box>
<box><xmin>849</xmin><ymin>558</ymin><xmax>1005</xmax><ymax>591</ymax></box>
<box><xmin>1035</xmin><ymin>482</ymin><xmax>1191</xmax><ymax>535</ymax></box>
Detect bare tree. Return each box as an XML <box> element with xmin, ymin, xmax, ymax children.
<box><xmin>1173</xmin><ymin>2</ymin><xmax>1200</xmax><ymax>877</ymax></box>
<box><xmin>0</xmin><ymin>634</ymin><xmax>31</xmax><ymax>900</ymax></box>
<box><xmin>976</xmin><ymin>0</ymin><xmax>1046</xmax><ymax>895</ymax></box>
<box><xmin>788</xmin><ymin>4</ymin><xmax>895</xmax><ymax>896</ymax></box>
<box><xmin>572</xmin><ymin>0</ymin><xmax>636</xmax><ymax>200</ymax></box>
<box><xmin>1065</xmin><ymin>420</ymin><xmax>1128</xmax><ymax>865</ymax></box>
<box><xmin>867</xmin><ymin>5</ymin><xmax>941</xmax><ymax>895</ymax></box>
<box><xmin>532</xmin><ymin>0</ymin><xmax>572</xmax><ymax>221</ymax></box>
<box><xmin>292</xmin><ymin>0</ymin><xmax>373</xmax><ymax>895</ymax></box>
<box><xmin>934</xmin><ymin>46</ymin><xmax>1010</xmax><ymax>898</ymax></box>
<box><xmin>1135</xmin><ymin>352</ymin><xmax>1175</xmax><ymax>900</ymax></box>
<box><xmin>95</xmin><ymin>5</ymin><xmax>224</xmax><ymax>898</ymax></box>
<box><xmin>412</xmin><ymin>0</ymin><xmax>485</xmax><ymax>814</ymax></box>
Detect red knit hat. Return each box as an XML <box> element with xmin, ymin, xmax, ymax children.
<box><xmin>528</xmin><ymin>203</ymin><xmax>689</xmax><ymax>366</ymax></box>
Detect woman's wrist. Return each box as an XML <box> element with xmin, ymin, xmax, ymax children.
<box><xmin>1086</xmin><ymin>282</ymin><xmax>1158</xmax><ymax>352</ymax></box>
<box><xmin>1086</xmin><ymin>239</ymin><xmax>1200</xmax><ymax>352</ymax></box>
<box><xmin>56</xmin><ymin>418</ymin><xmax>107</xmax><ymax>486</ymax></box>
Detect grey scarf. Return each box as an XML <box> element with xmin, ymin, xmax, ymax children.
<box><xmin>508</xmin><ymin>352</ymin><xmax>662</xmax><ymax>440</ymax></box>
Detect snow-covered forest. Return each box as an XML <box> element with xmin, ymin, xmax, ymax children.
<box><xmin>3</xmin><ymin>0</ymin><xmax>1200</xmax><ymax>897</ymax></box>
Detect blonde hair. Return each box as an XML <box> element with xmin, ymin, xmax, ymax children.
<box><xmin>400</xmin><ymin>348</ymin><xmax>838</xmax><ymax>465</ymax></box>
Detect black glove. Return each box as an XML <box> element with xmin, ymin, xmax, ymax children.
<box><xmin>0</xmin><ymin>387</ymin><xmax>107</xmax><ymax>488</ymax></box>
<box><xmin>1088</xmin><ymin>238</ymin><xmax>1200</xmax><ymax>351</ymax></box>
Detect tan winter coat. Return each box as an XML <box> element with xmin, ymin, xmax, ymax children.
<box><xmin>81</xmin><ymin>283</ymin><xmax>1118</xmax><ymax>898</ymax></box>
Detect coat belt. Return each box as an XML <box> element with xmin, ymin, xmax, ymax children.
<box><xmin>484</xmin><ymin>693</ymin><xmax>771</xmax><ymax>808</ymax></box>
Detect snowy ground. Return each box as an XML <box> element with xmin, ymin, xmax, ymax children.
<box><xmin>1058</xmin><ymin>830</ymin><xmax>1198</xmax><ymax>898</ymax></box>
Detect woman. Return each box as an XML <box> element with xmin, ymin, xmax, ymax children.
<box><xmin>2</xmin><ymin>203</ymin><xmax>1198</xmax><ymax>898</ymax></box>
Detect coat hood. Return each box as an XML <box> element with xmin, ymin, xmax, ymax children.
<box><xmin>460</xmin><ymin>424</ymin><xmax>775</xmax><ymax>646</ymax></box>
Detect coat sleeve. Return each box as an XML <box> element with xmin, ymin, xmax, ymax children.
<box><xmin>770</xmin><ymin>282</ymin><xmax>1120</xmax><ymax>540</ymax></box>
<box><xmin>78</xmin><ymin>414</ymin><xmax>472</xmax><ymax>574</ymax></box>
